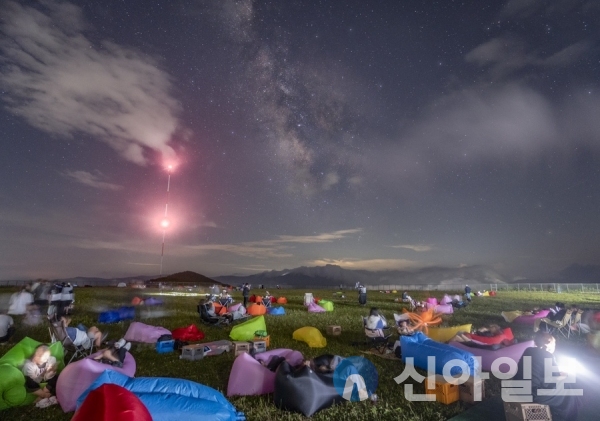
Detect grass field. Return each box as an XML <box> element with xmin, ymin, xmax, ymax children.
<box><xmin>2</xmin><ymin>286</ymin><xmax>599</xmax><ymax>421</ymax></box>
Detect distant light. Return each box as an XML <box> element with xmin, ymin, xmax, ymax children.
<box><xmin>160</xmin><ymin>218</ymin><xmax>170</xmax><ymax>229</ymax></box>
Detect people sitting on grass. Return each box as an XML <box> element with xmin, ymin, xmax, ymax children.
<box><xmin>451</xmin><ymin>296</ymin><xmax>467</xmax><ymax>309</ymax></box>
<box><xmin>0</xmin><ymin>311</ymin><xmax>15</xmax><ymax>344</ymax></box>
<box><xmin>93</xmin><ymin>338</ymin><xmax>132</xmax><ymax>368</ymax></box>
<box><xmin>366</xmin><ymin>308</ymin><xmax>388</xmax><ymax>330</ymax></box>
<box><xmin>206</xmin><ymin>301</ymin><xmax>246</xmax><ymax>322</ymax></box>
<box><xmin>61</xmin><ymin>316</ymin><xmax>106</xmax><ymax>350</ymax></box>
<box><xmin>22</xmin><ymin>344</ymin><xmax>59</xmax><ymax>408</ymax></box>
<box><xmin>515</xmin><ymin>331</ymin><xmax>582</xmax><ymax>421</ymax></box>
<box><xmin>262</xmin><ymin>291</ymin><xmax>273</xmax><ymax>307</ymax></box>
<box><xmin>219</xmin><ymin>289</ymin><xmax>233</xmax><ymax>307</ymax></box>
<box><xmin>397</xmin><ymin>319</ymin><xmax>415</xmax><ymax>336</ymax></box>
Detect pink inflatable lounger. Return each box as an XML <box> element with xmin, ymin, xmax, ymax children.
<box><xmin>227</xmin><ymin>348</ymin><xmax>304</xmax><ymax>396</ymax></box>
<box><xmin>57</xmin><ymin>352</ymin><xmax>136</xmax><ymax>412</ymax></box>
<box><xmin>124</xmin><ymin>322</ymin><xmax>171</xmax><ymax>343</ymax></box>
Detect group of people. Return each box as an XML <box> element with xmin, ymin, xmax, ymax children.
<box><xmin>7</xmin><ymin>281</ymin><xmax>76</xmax><ymax>326</ymax></box>
<box><xmin>22</xmin><ymin>331</ymin><xmax>132</xmax><ymax>408</ymax></box>
<box><xmin>533</xmin><ymin>302</ymin><xmax>580</xmax><ymax>333</ymax></box>
<box><xmin>2</xmin><ymin>292</ymin><xmax>133</xmax><ymax>409</ymax></box>
<box><xmin>365</xmin><ymin>307</ymin><xmax>414</xmax><ymax>337</ymax></box>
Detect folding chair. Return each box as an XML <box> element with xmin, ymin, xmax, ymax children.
<box><xmin>544</xmin><ymin>309</ymin><xmax>573</xmax><ymax>338</ymax></box>
<box><xmin>48</xmin><ymin>320</ymin><xmax>94</xmax><ymax>364</ymax></box>
<box><xmin>362</xmin><ymin>316</ymin><xmax>392</xmax><ymax>354</ymax></box>
<box><xmin>197</xmin><ymin>300</ymin><xmax>230</xmax><ymax>327</ymax></box>
<box><xmin>568</xmin><ymin>310</ymin><xmax>584</xmax><ymax>338</ymax></box>
<box><xmin>261</xmin><ymin>297</ymin><xmax>272</xmax><ymax>308</ymax></box>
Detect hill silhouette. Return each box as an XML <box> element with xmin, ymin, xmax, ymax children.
<box><xmin>148</xmin><ymin>271</ymin><xmax>227</xmax><ymax>287</ymax></box>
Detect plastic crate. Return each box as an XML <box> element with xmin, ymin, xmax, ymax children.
<box><xmin>155</xmin><ymin>340</ymin><xmax>175</xmax><ymax>354</ymax></box>
<box><xmin>233</xmin><ymin>341</ymin><xmax>251</xmax><ymax>356</ymax></box>
<box><xmin>180</xmin><ymin>344</ymin><xmax>205</xmax><ymax>361</ymax></box>
<box><xmin>249</xmin><ymin>339</ymin><xmax>267</xmax><ymax>354</ymax></box>
<box><xmin>425</xmin><ymin>375</ymin><xmax>459</xmax><ymax>404</ymax></box>
<box><xmin>327</xmin><ymin>325</ymin><xmax>342</xmax><ymax>336</ymax></box>
<box><xmin>504</xmin><ymin>402</ymin><xmax>552</xmax><ymax>421</ymax></box>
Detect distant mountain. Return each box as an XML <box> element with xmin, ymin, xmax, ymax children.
<box><xmin>54</xmin><ymin>271</ymin><xmax>226</xmax><ymax>287</ymax></box>
<box><xmin>214</xmin><ymin>264</ymin><xmax>509</xmax><ymax>288</ymax></box>
<box><xmin>557</xmin><ymin>264</ymin><xmax>600</xmax><ymax>283</ymax></box>
<box><xmin>147</xmin><ymin>271</ymin><xmax>226</xmax><ymax>287</ymax></box>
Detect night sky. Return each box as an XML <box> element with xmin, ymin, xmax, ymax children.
<box><xmin>1</xmin><ymin>0</ymin><xmax>599</xmax><ymax>281</ymax></box>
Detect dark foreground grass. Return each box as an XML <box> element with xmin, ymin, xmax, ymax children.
<box><xmin>1</xmin><ymin>287</ymin><xmax>599</xmax><ymax>421</ymax></box>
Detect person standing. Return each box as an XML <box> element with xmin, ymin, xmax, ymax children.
<box><xmin>464</xmin><ymin>285</ymin><xmax>472</xmax><ymax>302</ymax></box>
<box><xmin>358</xmin><ymin>284</ymin><xmax>367</xmax><ymax>306</ymax></box>
<box><xmin>242</xmin><ymin>283</ymin><xmax>250</xmax><ymax>308</ymax></box>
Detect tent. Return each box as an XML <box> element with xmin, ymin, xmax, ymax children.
<box><xmin>117</xmin><ymin>282</ymin><xmax>127</xmax><ymax>288</ymax></box>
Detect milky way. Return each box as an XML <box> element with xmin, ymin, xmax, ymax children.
<box><xmin>0</xmin><ymin>0</ymin><xmax>598</xmax><ymax>280</ymax></box>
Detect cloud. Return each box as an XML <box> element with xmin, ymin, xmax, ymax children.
<box><xmin>309</xmin><ymin>258</ymin><xmax>421</xmax><ymax>271</ymax></box>
<box><xmin>185</xmin><ymin>228</ymin><xmax>362</xmax><ymax>259</ymax></box>
<box><xmin>465</xmin><ymin>37</ymin><xmax>589</xmax><ymax>79</ymax></box>
<box><xmin>274</xmin><ymin>229</ymin><xmax>362</xmax><ymax>244</ymax></box>
<box><xmin>0</xmin><ymin>0</ymin><xmax>183</xmax><ymax>165</ymax></box>
<box><xmin>392</xmin><ymin>245</ymin><xmax>432</xmax><ymax>252</ymax></box>
<box><xmin>63</xmin><ymin>170</ymin><xmax>122</xmax><ymax>191</ymax></box>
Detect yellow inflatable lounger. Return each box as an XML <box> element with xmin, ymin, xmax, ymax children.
<box><xmin>425</xmin><ymin>324</ymin><xmax>472</xmax><ymax>343</ymax></box>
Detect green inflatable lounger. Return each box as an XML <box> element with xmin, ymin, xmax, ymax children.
<box><xmin>230</xmin><ymin>315</ymin><xmax>267</xmax><ymax>341</ymax></box>
<box><xmin>0</xmin><ymin>337</ymin><xmax>65</xmax><ymax>410</ymax></box>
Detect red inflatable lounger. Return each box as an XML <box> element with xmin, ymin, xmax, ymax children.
<box><xmin>71</xmin><ymin>383</ymin><xmax>152</xmax><ymax>421</ymax></box>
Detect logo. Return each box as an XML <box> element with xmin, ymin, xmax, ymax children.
<box><xmin>333</xmin><ymin>356</ymin><xmax>379</xmax><ymax>402</ymax></box>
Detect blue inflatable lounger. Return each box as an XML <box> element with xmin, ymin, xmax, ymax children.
<box><xmin>400</xmin><ymin>332</ymin><xmax>479</xmax><ymax>376</ymax></box>
<box><xmin>76</xmin><ymin>370</ymin><xmax>245</xmax><ymax>421</ymax></box>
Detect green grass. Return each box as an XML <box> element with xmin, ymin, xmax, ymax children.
<box><xmin>2</xmin><ymin>287</ymin><xmax>600</xmax><ymax>420</ymax></box>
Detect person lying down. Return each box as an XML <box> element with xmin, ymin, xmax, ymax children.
<box><xmin>258</xmin><ymin>354</ymin><xmax>343</xmax><ymax>373</ymax></box>
<box><xmin>93</xmin><ymin>338</ymin><xmax>131</xmax><ymax>368</ymax></box>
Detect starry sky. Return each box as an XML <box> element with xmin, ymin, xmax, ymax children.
<box><xmin>1</xmin><ymin>0</ymin><xmax>599</xmax><ymax>281</ymax></box>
